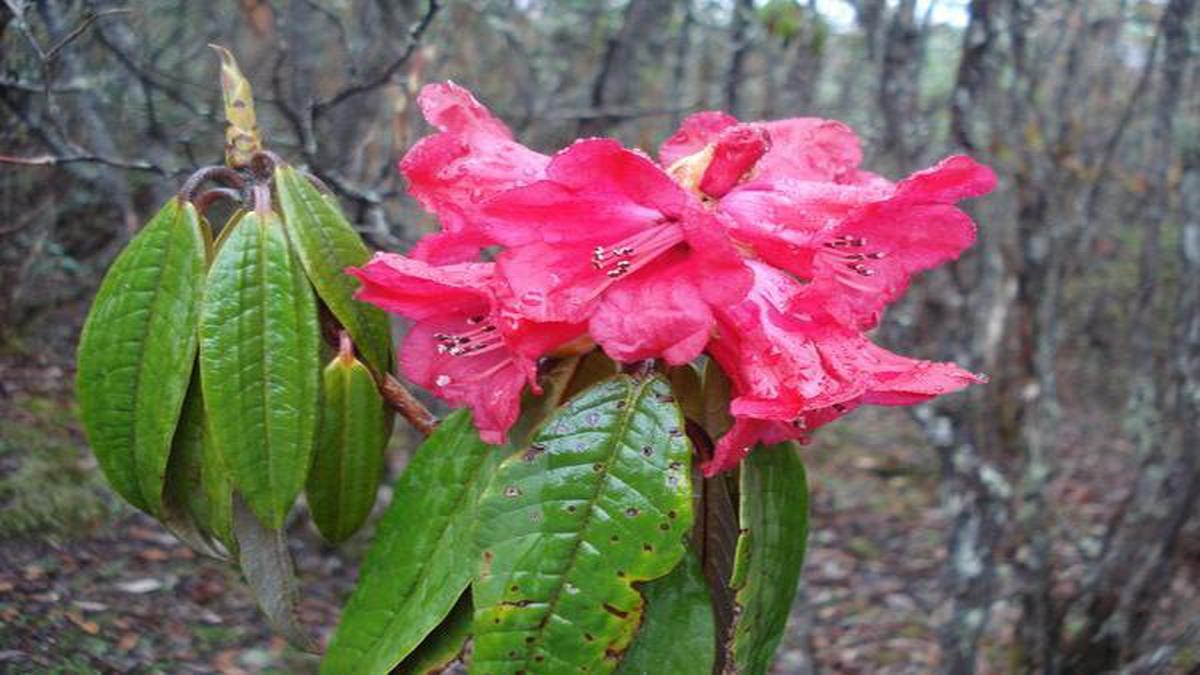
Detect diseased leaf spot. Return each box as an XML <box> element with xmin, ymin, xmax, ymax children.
<box><xmin>641</xmin><ymin>445</ymin><xmax>653</xmax><ymax>457</ymax></box>
<box><xmin>535</xmin><ymin>655</ymin><xmax>545</xmax><ymax>663</ymax></box>
<box><xmin>584</xmin><ymin>632</ymin><xmax>595</xmax><ymax>642</ymax></box>
<box><xmin>616</xmin><ymin>570</ymin><xmax>625</xmax><ymax>578</ymax></box>
<box><xmin>586</xmin><ymin>413</ymin><xmax>600</xmax><ymax>425</ymax></box>
<box><xmin>504</xmin><ymin>486</ymin><xmax>522</xmax><ymax>497</ymax></box>
<box><xmin>592</xmin><ymin>463</ymin><xmax>604</xmax><ymax>472</ymax></box>
<box><xmin>625</xmin><ymin>507</ymin><xmax>639</xmax><ymax>517</ymax></box>
<box><xmin>602</xmin><ymin>603</ymin><xmax>629</xmax><ymax>619</ymax></box>
<box><xmin>511</xmin><ymin>584</ymin><xmax>520</xmax><ymax>593</ymax></box>
<box><xmin>659</xmin><ymin>522</ymin><xmax>671</xmax><ymax>531</ymax></box>
<box><xmin>567</xmin><ymin>505</ymin><xmax>577</xmax><ymax>513</ymax></box>
<box><xmin>522</xmin><ymin>443</ymin><xmax>546</xmax><ymax>461</ymax></box>
<box><xmin>668</xmin><ymin>427</ymin><xmax>683</xmax><ymax>437</ymax></box>
<box><xmin>615</xmin><ymin>400</ymin><xmax>626</xmax><ymax>409</ymax></box>
<box><xmin>667</xmin><ymin>510</ymin><xmax>677</xmax><ymax>519</ymax></box>
<box><xmin>642</xmin><ymin>543</ymin><xmax>653</xmax><ymax>552</ymax></box>
<box><xmin>610</xmin><ymin>534</ymin><xmax>619</xmax><ymax>543</ymax></box>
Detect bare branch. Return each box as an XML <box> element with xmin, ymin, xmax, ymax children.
<box><xmin>311</xmin><ymin>0</ymin><xmax>440</xmax><ymax>118</ymax></box>
<box><xmin>0</xmin><ymin>152</ymin><xmax>166</xmax><ymax>174</ymax></box>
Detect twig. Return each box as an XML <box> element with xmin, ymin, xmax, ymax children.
<box><xmin>44</xmin><ymin>8</ymin><xmax>131</xmax><ymax>62</ymax></box>
<box><xmin>378</xmin><ymin>373</ymin><xmax>439</xmax><ymax>437</ymax></box>
<box><xmin>0</xmin><ymin>153</ymin><xmax>165</xmax><ymax>173</ymax></box>
<box><xmin>311</xmin><ymin>0</ymin><xmax>441</xmax><ymax>117</ymax></box>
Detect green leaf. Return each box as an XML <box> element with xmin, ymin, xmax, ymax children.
<box><xmin>472</xmin><ymin>375</ymin><xmax>694</xmax><ymax>674</ymax></box>
<box><xmin>199</xmin><ymin>210</ymin><xmax>320</xmax><ymax>529</ymax></box>
<box><xmin>729</xmin><ymin>443</ymin><xmax>809</xmax><ymax>675</ymax></box>
<box><xmin>509</xmin><ymin>350</ymin><xmax>619</xmax><ymax>446</ymax></box>
<box><xmin>275</xmin><ymin>165</ymin><xmax>393</xmax><ymax>375</ymax></box>
<box><xmin>232</xmin><ymin>495</ymin><xmax>316</xmax><ymax>651</ymax></box>
<box><xmin>394</xmin><ymin>592</ymin><xmax>473</xmax><ymax>675</ymax></box>
<box><xmin>77</xmin><ymin>198</ymin><xmax>207</xmax><ymax>516</ymax></box>
<box><xmin>320</xmin><ymin>410</ymin><xmax>499</xmax><ymax>675</ymax></box>
<box><xmin>161</xmin><ymin>371</ymin><xmax>234</xmax><ymax>556</ymax></box>
<box><xmin>616</xmin><ymin>549</ymin><xmax>715</xmax><ymax>675</ymax></box>
<box><xmin>306</xmin><ymin>350</ymin><xmax>393</xmax><ymax>543</ymax></box>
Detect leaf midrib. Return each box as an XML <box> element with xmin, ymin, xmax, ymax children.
<box><xmin>129</xmin><ymin>208</ymin><xmax>187</xmax><ymax>512</ymax></box>
<box><xmin>520</xmin><ymin>377</ymin><xmax>647</xmax><ymax>666</ymax></box>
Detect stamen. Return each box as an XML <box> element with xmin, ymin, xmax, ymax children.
<box><xmin>585</xmin><ymin>223</ymin><xmax>683</xmax><ymax>282</ymax></box>
<box><xmin>823</xmin><ymin>233</ymin><xmax>884</xmax><ymax>277</ymax></box>
<box><xmin>436</xmin><ymin>322</ymin><xmax>505</xmax><ymax>358</ymax></box>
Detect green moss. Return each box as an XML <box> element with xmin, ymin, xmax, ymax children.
<box><xmin>0</xmin><ymin>395</ymin><xmax>121</xmax><ymax>539</ymax></box>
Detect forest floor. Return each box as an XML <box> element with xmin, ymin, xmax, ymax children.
<box><xmin>1</xmin><ymin>310</ymin><xmax>1197</xmax><ymax>673</ymax></box>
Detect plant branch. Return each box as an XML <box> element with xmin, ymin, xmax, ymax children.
<box><xmin>0</xmin><ymin>152</ymin><xmax>166</xmax><ymax>173</ymax></box>
<box><xmin>311</xmin><ymin>0</ymin><xmax>440</xmax><ymax>117</ymax></box>
<box><xmin>378</xmin><ymin>373</ymin><xmax>439</xmax><ymax>437</ymax></box>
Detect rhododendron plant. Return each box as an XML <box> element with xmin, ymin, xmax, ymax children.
<box><xmin>78</xmin><ymin>55</ymin><xmax>995</xmax><ymax>674</ymax></box>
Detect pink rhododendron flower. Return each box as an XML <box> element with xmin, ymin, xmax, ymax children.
<box><xmin>353</xmin><ymin>81</ymin><xmax>995</xmax><ymax>459</ymax></box>
<box><xmin>348</xmin><ymin>253</ymin><xmax>581</xmax><ymax>444</ymax></box>
<box><xmin>702</xmin><ymin>261</ymin><xmax>983</xmax><ymax>475</ymax></box>
<box><xmin>399</xmin><ymin>82</ymin><xmax>549</xmax><ymax>264</ymax></box>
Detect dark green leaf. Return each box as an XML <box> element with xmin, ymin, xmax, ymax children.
<box><xmin>666</xmin><ymin>363</ymin><xmax>703</xmax><ymax>425</ymax></box>
<box><xmin>472</xmin><ymin>375</ymin><xmax>694</xmax><ymax>674</ymax></box>
<box><xmin>232</xmin><ymin>495</ymin><xmax>316</xmax><ymax>651</ymax></box>
<box><xmin>307</xmin><ymin>351</ymin><xmax>393</xmax><ymax>543</ymax></box>
<box><xmin>616</xmin><ymin>549</ymin><xmax>715</xmax><ymax>675</ymax></box>
<box><xmin>199</xmin><ymin>210</ymin><xmax>321</xmax><ymax>529</ymax></box>
<box><xmin>162</xmin><ymin>371</ymin><xmax>234</xmax><ymax>556</ymax></box>
<box><xmin>275</xmin><ymin>165</ymin><xmax>393</xmax><ymax>375</ymax></box>
<box><xmin>394</xmin><ymin>591</ymin><xmax>473</xmax><ymax>675</ymax></box>
<box><xmin>700</xmin><ymin>358</ymin><xmax>733</xmax><ymax>440</ymax></box>
<box><xmin>77</xmin><ymin>198</ymin><xmax>207</xmax><ymax>516</ymax></box>
<box><xmin>320</xmin><ymin>411</ymin><xmax>499</xmax><ymax>675</ymax></box>
<box><xmin>729</xmin><ymin>443</ymin><xmax>809</xmax><ymax>675</ymax></box>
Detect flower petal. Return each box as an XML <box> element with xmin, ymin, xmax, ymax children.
<box><xmin>588</xmin><ymin>254</ymin><xmax>714</xmax><ymax>365</ymax></box>
<box><xmin>748</xmin><ymin>118</ymin><xmax>864</xmax><ymax>186</ymax></box>
<box><xmin>348</xmin><ymin>253</ymin><xmax>491</xmax><ymax>321</ymax></box>
<box><xmin>483</xmin><ymin>139</ymin><xmax>686</xmax><ymax>247</ymax></box>
<box><xmin>399</xmin><ymin>82</ymin><xmax>548</xmax><ymax>258</ymax></box>
<box><xmin>798</xmin><ymin>156</ymin><xmax>995</xmax><ymax>329</ymax></box>
<box><xmin>400</xmin><ymin>315</ymin><xmax>529</xmax><ymax>444</ymax></box>
<box><xmin>659</xmin><ymin>111</ymin><xmax>740</xmax><ymax>167</ymax></box>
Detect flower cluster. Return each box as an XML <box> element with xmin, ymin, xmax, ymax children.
<box><xmin>349</xmin><ymin>82</ymin><xmax>996</xmax><ymax>474</ymax></box>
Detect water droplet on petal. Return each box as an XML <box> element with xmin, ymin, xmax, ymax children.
<box><xmin>435</xmin><ymin>374</ymin><xmax>452</xmax><ymax>387</ymax></box>
<box><xmin>520</xmin><ymin>291</ymin><xmax>545</xmax><ymax>307</ymax></box>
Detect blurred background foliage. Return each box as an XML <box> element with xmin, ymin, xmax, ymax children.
<box><xmin>1</xmin><ymin>0</ymin><xmax>1198</xmax><ymax>672</ymax></box>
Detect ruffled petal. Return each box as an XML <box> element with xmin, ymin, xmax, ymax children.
<box><xmin>483</xmin><ymin>139</ymin><xmax>686</xmax><ymax>247</ymax></box>
<box><xmin>348</xmin><ymin>253</ymin><xmax>491</xmax><ymax>321</ymax></box>
<box><xmin>588</xmin><ymin>254</ymin><xmax>714</xmax><ymax>365</ymax></box>
<box><xmin>748</xmin><ymin>118</ymin><xmax>864</xmax><ymax>186</ymax></box>
<box><xmin>797</xmin><ymin>156</ymin><xmax>996</xmax><ymax>329</ymax></box>
<box><xmin>659</xmin><ymin>111</ymin><xmax>740</xmax><ymax>166</ymax></box>
<box><xmin>698</xmin><ymin>124</ymin><xmax>772</xmax><ymax>198</ymax></box>
<box><xmin>398</xmin><ymin>82</ymin><xmax>549</xmax><ymax>259</ymax></box>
